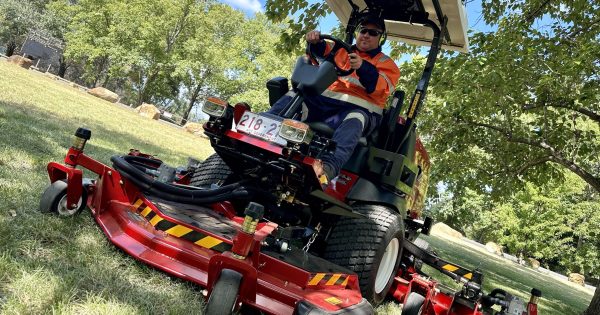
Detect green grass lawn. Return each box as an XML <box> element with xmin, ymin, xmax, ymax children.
<box><xmin>0</xmin><ymin>61</ymin><xmax>593</xmax><ymax>314</ymax></box>
<box><xmin>413</xmin><ymin>234</ymin><xmax>593</xmax><ymax>315</ymax></box>
<box><xmin>0</xmin><ymin>61</ymin><xmax>213</xmax><ymax>314</ymax></box>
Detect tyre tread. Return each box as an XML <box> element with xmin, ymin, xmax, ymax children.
<box><xmin>205</xmin><ymin>269</ymin><xmax>242</xmax><ymax>315</ymax></box>
<box><xmin>189</xmin><ymin>154</ymin><xmax>232</xmax><ymax>187</ymax></box>
<box><xmin>324</xmin><ymin>204</ymin><xmax>402</xmax><ymax>301</ymax></box>
<box><xmin>403</xmin><ymin>292</ymin><xmax>425</xmax><ymax>315</ymax></box>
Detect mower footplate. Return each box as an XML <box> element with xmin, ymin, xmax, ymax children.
<box><xmin>263</xmin><ymin>248</ymin><xmax>353</xmax><ymax>275</ymax></box>
<box><xmin>147</xmin><ymin>196</ymin><xmax>238</xmax><ymax>241</ymax></box>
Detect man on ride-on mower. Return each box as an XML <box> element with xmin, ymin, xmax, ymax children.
<box><xmin>269</xmin><ymin>15</ymin><xmax>400</xmax><ymax>185</ymax></box>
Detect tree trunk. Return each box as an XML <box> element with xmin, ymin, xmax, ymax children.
<box><xmin>137</xmin><ymin>70</ymin><xmax>159</xmax><ymax>106</ymax></box>
<box><xmin>58</xmin><ymin>62</ymin><xmax>68</xmax><ymax>77</ymax></box>
<box><xmin>584</xmin><ymin>287</ymin><xmax>600</xmax><ymax>315</ymax></box>
<box><xmin>5</xmin><ymin>40</ymin><xmax>17</xmax><ymax>56</ymax></box>
<box><xmin>58</xmin><ymin>55</ymin><xmax>69</xmax><ymax>78</ymax></box>
<box><xmin>183</xmin><ymin>83</ymin><xmax>204</xmax><ymax>123</ymax></box>
<box><xmin>93</xmin><ymin>57</ymin><xmax>109</xmax><ymax>88</ymax></box>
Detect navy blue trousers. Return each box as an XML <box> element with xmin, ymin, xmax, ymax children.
<box><xmin>268</xmin><ymin>93</ymin><xmax>379</xmax><ymax>178</ymax></box>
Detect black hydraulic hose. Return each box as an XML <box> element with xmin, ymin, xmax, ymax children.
<box><xmin>489</xmin><ymin>288</ymin><xmax>507</xmax><ymax>298</ymax></box>
<box><xmin>111</xmin><ymin>155</ymin><xmax>243</xmax><ymax>197</ymax></box>
<box><xmin>115</xmin><ymin>160</ymin><xmax>253</xmax><ymax>204</ymax></box>
<box><xmin>149</xmin><ymin>186</ymin><xmax>252</xmax><ymax>204</ymax></box>
<box><xmin>119</xmin><ymin>171</ymin><xmax>249</xmax><ymax>203</ymax></box>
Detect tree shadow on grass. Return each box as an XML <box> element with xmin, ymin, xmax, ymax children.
<box><xmin>0</xmin><ymin>100</ymin><xmax>211</xmax><ymax>313</ymax></box>
<box><xmin>0</xmin><ymin>211</ymin><xmax>206</xmax><ymax>314</ymax></box>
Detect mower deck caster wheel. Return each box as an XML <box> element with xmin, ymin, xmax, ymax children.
<box><xmin>205</xmin><ymin>269</ymin><xmax>243</xmax><ymax>315</ymax></box>
<box><xmin>39</xmin><ymin>180</ymin><xmax>87</xmax><ymax>216</ymax></box>
<box><xmin>403</xmin><ymin>292</ymin><xmax>425</xmax><ymax>315</ymax></box>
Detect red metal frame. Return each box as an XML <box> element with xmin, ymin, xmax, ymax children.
<box><xmin>224</xmin><ymin>129</ymin><xmax>361</xmax><ymax>200</ymax></box>
<box><xmin>47</xmin><ymin>147</ymin><xmax>116</xmax><ymax>210</ymax></box>
<box><xmin>46</xmin><ymin>143</ymin><xmax>367</xmax><ymax>314</ymax></box>
<box><xmin>389</xmin><ymin>267</ymin><xmax>538</xmax><ymax>315</ymax></box>
<box><xmin>47</xmin><ymin>129</ymin><xmax>541</xmax><ymax>315</ymax></box>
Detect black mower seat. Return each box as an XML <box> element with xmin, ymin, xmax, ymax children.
<box><xmin>308</xmin><ymin>122</ymin><xmax>368</xmax><ymax>146</ymax></box>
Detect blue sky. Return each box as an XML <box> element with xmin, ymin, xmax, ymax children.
<box><xmin>219</xmin><ymin>0</ymin><xmax>492</xmax><ymax>33</ymax></box>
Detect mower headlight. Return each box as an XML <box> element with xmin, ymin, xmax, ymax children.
<box><xmin>279</xmin><ymin>119</ymin><xmax>312</xmax><ymax>144</ymax></box>
<box><xmin>202</xmin><ymin>97</ymin><xmax>228</xmax><ymax>118</ymax></box>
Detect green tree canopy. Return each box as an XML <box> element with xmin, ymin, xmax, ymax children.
<box><xmin>0</xmin><ymin>0</ymin><xmax>49</xmax><ymax>56</ymax></box>
<box><xmin>61</xmin><ymin>0</ymin><xmax>294</xmax><ymax>119</ymax></box>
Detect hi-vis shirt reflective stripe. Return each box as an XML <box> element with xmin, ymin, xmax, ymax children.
<box><xmin>322</xmin><ymin>41</ymin><xmax>401</xmax><ymax>112</ymax></box>
<box><xmin>322</xmin><ymin>89</ymin><xmax>383</xmax><ymax>114</ymax></box>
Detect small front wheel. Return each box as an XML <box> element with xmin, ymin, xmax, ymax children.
<box><xmin>205</xmin><ymin>269</ymin><xmax>243</xmax><ymax>315</ymax></box>
<box><xmin>403</xmin><ymin>292</ymin><xmax>425</xmax><ymax>315</ymax></box>
<box><xmin>39</xmin><ymin>180</ymin><xmax>87</xmax><ymax>216</ymax></box>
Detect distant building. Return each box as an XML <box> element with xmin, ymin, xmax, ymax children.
<box><xmin>20</xmin><ymin>31</ymin><xmax>64</xmax><ymax>71</ymax></box>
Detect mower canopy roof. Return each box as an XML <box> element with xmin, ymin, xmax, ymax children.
<box><xmin>326</xmin><ymin>0</ymin><xmax>469</xmax><ymax>52</ymax></box>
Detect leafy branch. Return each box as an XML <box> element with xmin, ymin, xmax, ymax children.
<box><xmin>459</xmin><ymin>118</ymin><xmax>600</xmax><ymax>192</ymax></box>
<box><xmin>522</xmin><ymin>102</ymin><xmax>600</xmax><ymax>124</ymax></box>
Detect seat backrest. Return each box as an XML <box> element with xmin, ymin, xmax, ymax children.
<box><xmin>341</xmin><ymin>90</ymin><xmax>405</xmax><ymax>174</ymax></box>
<box><xmin>377</xmin><ymin>90</ymin><xmax>405</xmax><ymax>150</ymax></box>
<box><xmin>266</xmin><ymin>77</ymin><xmax>289</xmax><ymax>106</ymax></box>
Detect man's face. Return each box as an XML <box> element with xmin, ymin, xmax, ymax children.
<box><xmin>356</xmin><ymin>23</ymin><xmax>382</xmax><ymax>52</ymax></box>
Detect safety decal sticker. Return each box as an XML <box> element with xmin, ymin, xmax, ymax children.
<box><xmin>307</xmin><ymin>273</ymin><xmax>350</xmax><ymax>287</ymax></box>
<box><xmin>324</xmin><ymin>297</ymin><xmax>342</xmax><ymax>305</ymax></box>
<box><xmin>132</xmin><ymin>199</ymin><xmax>231</xmax><ymax>252</ymax></box>
<box><xmin>442</xmin><ymin>263</ymin><xmax>473</xmax><ymax>280</ymax></box>
<box><xmin>408</xmin><ymin>91</ymin><xmax>422</xmax><ymax>118</ymax></box>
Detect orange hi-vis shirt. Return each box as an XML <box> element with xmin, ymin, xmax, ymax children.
<box><xmin>318</xmin><ymin>41</ymin><xmax>401</xmax><ymax>115</ymax></box>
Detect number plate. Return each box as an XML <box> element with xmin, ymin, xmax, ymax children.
<box><xmin>236</xmin><ymin>112</ymin><xmax>287</xmax><ymax>146</ymax></box>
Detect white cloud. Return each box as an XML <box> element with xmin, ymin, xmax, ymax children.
<box><xmin>221</xmin><ymin>0</ymin><xmax>263</xmax><ymax>13</ymax></box>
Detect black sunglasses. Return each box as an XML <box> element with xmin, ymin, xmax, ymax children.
<box><xmin>359</xmin><ymin>28</ymin><xmax>383</xmax><ymax>36</ymax></box>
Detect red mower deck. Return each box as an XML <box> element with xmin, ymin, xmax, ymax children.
<box><xmin>46</xmin><ymin>147</ymin><xmax>370</xmax><ymax>315</ymax></box>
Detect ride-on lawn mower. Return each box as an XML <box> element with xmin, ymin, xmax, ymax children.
<box><xmin>41</xmin><ymin>0</ymin><xmax>541</xmax><ymax>314</ymax></box>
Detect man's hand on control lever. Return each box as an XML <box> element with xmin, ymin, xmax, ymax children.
<box><xmin>306</xmin><ymin>31</ymin><xmax>322</xmax><ymax>44</ymax></box>
<box><xmin>306</xmin><ymin>31</ymin><xmax>363</xmax><ymax>70</ymax></box>
<box><xmin>348</xmin><ymin>53</ymin><xmax>363</xmax><ymax>69</ymax></box>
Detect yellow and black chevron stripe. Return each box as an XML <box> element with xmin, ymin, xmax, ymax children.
<box><xmin>307</xmin><ymin>273</ymin><xmax>350</xmax><ymax>287</ymax></box>
<box><xmin>441</xmin><ymin>263</ymin><xmax>473</xmax><ymax>280</ymax></box>
<box><xmin>132</xmin><ymin>199</ymin><xmax>231</xmax><ymax>252</ymax></box>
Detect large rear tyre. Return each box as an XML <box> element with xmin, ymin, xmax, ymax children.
<box><xmin>324</xmin><ymin>204</ymin><xmax>404</xmax><ymax>305</ymax></box>
<box><xmin>205</xmin><ymin>269</ymin><xmax>242</xmax><ymax>315</ymax></box>
<box><xmin>189</xmin><ymin>153</ymin><xmax>232</xmax><ymax>187</ymax></box>
<box><xmin>403</xmin><ymin>292</ymin><xmax>425</xmax><ymax>315</ymax></box>
<box><xmin>39</xmin><ymin>180</ymin><xmax>87</xmax><ymax>216</ymax></box>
